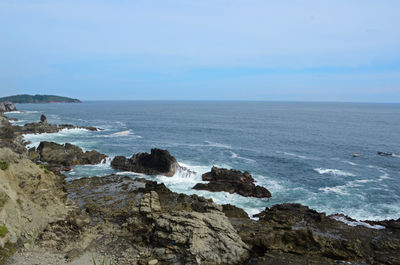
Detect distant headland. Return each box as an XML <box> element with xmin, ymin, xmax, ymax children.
<box><xmin>0</xmin><ymin>94</ymin><xmax>81</xmax><ymax>103</ymax></box>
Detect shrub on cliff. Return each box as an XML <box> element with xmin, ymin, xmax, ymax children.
<box><xmin>0</xmin><ymin>161</ymin><xmax>8</xmax><ymax>171</ymax></box>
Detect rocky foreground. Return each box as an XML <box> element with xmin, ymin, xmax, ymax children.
<box><xmin>0</xmin><ymin>113</ymin><xmax>399</xmax><ymax>265</ymax></box>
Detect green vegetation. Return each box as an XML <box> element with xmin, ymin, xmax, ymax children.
<box><xmin>0</xmin><ymin>161</ymin><xmax>8</xmax><ymax>171</ymax></box>
<box><xmin>0</xmin><ymin>226</ymin><xmax>8</xmax><ymax>237</ymax></box>
<box><xmin>92</xmin><ymin>255</ymin><xmax>115</xmax><ymax>265</ymax></box>
<box><xmin>0</xmin><ymin>242</ymin><xmax>15</xmax><ymax>264</ymax></box>
<box><xmin>39</xmin><ymin>164</ymin><xmax>50</xmax><ymax>174</ymax></box>
<box><xmin>0</xmin><ymin>94</ymin><xmax>81</xmax><ymax>103</ymax></box>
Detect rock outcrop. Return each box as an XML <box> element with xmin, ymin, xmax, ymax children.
<box><xmin>232</xmin><ymin>203</ymin><xmax>400</xmax><ymax>265</ymax></box>
<box><xmin>0</xmin><ymin>115</ymin><xmax>25</xmax><ymax>154</ymax></box>
<box><xmin>15</xmin><ymin>121</ymin><xmax>100</xmax><ymax>135</ymax></box>
<box><xmin>33</xmin><ymin>141</ymin><xmax>107</xmax><ymax>166</ymax></box>
<box><xmin>0</xmin><ymin>102</ymin><xmax>16</xmax><ymax>113</ymax></box>
<box><xmin>65</xmin><ymin>175</ymin><xmax>250</xmax><ymax>265</ymax></box>
<box><xmin>111</xmin><ymin>148</ymin><xmax>179</xmax><ymax>176</ymax></box>
<box><xmin>193</xmin><ymin>166</ymin><xmax>272</xmax><ymax>198</ymax></box>
<box><xmin>151</xmin><ymin>203</ymin><xmax>249</xmax><ymax>265</ymax></box>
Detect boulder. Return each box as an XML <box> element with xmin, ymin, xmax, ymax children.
<box><xmin>193</xmin><ymin>166</ymin><xmax>271</xmax><ymax>198</ymax></box>
<box><xmin>36</xmin><ymin>141</ymin><xmax>106</xmax><ymax>166</ymax></box>
<box><xmin>111</xmin><ymin>148</ymin><xmax>179</xmax><ymax>176</ymax></box>
<box><xmin>40</xmin><ymin>114</ymin><xmax>47</xmax><ymax>123</ymax></box>
<box><xmin>0</xmin><ymin>102</ymin><xmax>16</xmax><ymax>113</ymax></box>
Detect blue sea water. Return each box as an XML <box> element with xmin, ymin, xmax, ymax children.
<box><xmin>6</xmin><ymin>101</ymin><xmax>400</xmax><ymax>220</ymax></box>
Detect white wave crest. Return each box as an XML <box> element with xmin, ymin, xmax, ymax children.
<box><xmin>314</xmin><ymin>168</ymin><xmax>355</xmax><ymax>177</ymax></box>
<box><xmin>229</xmin><ymin>151</ymin><xmax>255</xmax><ymax>163</ymax></box>
<box><xmin>331</xmin><ymin>216</ymin><xmax>385</xmax><ymax>230</ymax></box>
<box><xmin>204</xmin><ymin>141</ymin><xmax>232</xmax><ymax>149</ymax></box>
<box><xmin>281</xmin><ymin>151</ymin><xmax>311</xmax><ymax>160</ymax></box>
<box><xmin>23</xmin><ymin>128</ymin><xmax>91</xmax><ymax>148</ymax></box>
<box><xmin>4</xmin><ymin>110</ymin><xmax>23</xmax><ymax>114</ymax></box>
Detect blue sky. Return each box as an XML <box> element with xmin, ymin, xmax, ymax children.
<box><xmin>0</xmin><ymin>0</ymin><xmax>399</xmax><ymax>102</ymax></box>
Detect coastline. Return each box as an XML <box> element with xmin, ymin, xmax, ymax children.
<box><xmin>0</xmin><ymin>112</ymin><xmax>399</xmax><ymax>264</ymax></box>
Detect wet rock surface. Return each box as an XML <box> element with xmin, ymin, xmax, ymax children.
<box><xmin>111</xmin><ymin>148</ymin><xmax>179</xmax><ymax>176</ymax></box>
<box><xmin>193</xmin><ymin>166</ymin><xmax>272</xmax><ymax>198</ymax></box>
<box><xmin>233</xmin><ymin>203</ymin><xmax>400</xmax><ymax>265</ymax></box>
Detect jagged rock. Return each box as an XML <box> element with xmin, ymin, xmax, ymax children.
<box><xmin>111</xmin><ymin>148</ymin><xmax>179</xmax><ymax>176</ymax></box>
<box><xmin>193</xmin><ymin>166</ymin><xmax>271</xmax><ymax>198</ymax></box>
<box><xmin>232</xmin><ymin>203</ymin><xmax>400</xmax><ymax>265</ymax></box>
<box><xmin>40</xmin><ymin>114</ymin><xmax>47</xmax><ymax>123</ymax></box>
<box><xmin>222</xmin><ymin>204</ymin><xmax>249</xmax><ymax>218</ymax></box>
<box><xmin>36</xmin><ymin>141</ymin><xmax>106</xmax><ymax>166</ymax></box>
<box><xmin>151</xmin><ymin>204</ymin><xmax>250</xmax><ymax>264</ymax></box>
<box><xmin>139</xmin><ymin>191</ymin><xmax>161</xmax><ymax>215</ymax></box>
<box><xmin>0</xmin><ymin>102</ymin><xmax>16</xmax><ymax>113</ymax></box>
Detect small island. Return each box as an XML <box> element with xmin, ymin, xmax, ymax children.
<box><xmin>0</xmin><ymin>94</ymin><xmax>81</xmax><ymax>103</ymax></box>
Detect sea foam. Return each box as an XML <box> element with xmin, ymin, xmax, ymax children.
<box><xmin>314</xmin><ymin>168</ymin><xmax>356</xmax><ymax>177</ymax></box>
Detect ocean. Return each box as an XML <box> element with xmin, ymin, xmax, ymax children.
<box><xmin>6</xmin><ymin>101</ymin><xmax>400</xmax><ymax>220</ymax></box>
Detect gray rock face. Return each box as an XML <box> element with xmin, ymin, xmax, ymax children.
<box><xmin>0</xmin><ymin>102</ymin><xmax>17</xmax><ymax>113</ymax></box>
<box><xmin>111</xmin><ymin>148</ymin><xmax>179</xmax><ymax>176</ymax></box>
<box><xmin>151</xmin><ymin>203</ymin><xmax>250</xmax><ymax>265</ymax></box>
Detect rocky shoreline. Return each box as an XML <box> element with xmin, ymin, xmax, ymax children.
<box><xmin>0</xmin><ymin>112</ymin><xmax>399</xmax><ymax>264</ymax></box>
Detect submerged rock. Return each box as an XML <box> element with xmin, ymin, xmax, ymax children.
<box><xmin>111</xmin><ymin>148</ymin><xmax>179</xmax><ymax>176</ymax></box>
<box><xmin>35</xmin><ymin>141</ymin><xmax>107</xmax><ymax>166</ymax></box>
<box><xmin>193</xmin><ymin>166</ymin><xmax>272</xmax><ymax>198</ymax></box>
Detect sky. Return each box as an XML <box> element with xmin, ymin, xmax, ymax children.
<box><xmin>0</xmin><ymin>0</ymin><xmax>399</xmax><ymax>102</ymax></box>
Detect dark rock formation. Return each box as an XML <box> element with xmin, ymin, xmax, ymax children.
<box><xmin>0</xmin><ymin>102</ymin><xmax>17</xmax><ymax>113</ymax></box>
<box><xmin>40</xmin><ymin>114</ymin><xmax>47</xmax><ymax>123</ymax></box>
<box><xmin>378</xmin><ymin>151</ymin><xmax>392</xmax><ymax>156</ymax></box>
<box><xmin>193</xmin><ymin>166</ymin><xmax>272</xmax><ymax>198</ymax></box>
<box><xmin>12</xmin><ymin>115</ymin><xmax>101</xmax><ymax>135</ymax></box>
<box><xmin>232</xmin><ymin>203</ymin><xmax>400</xmax><ymax>265</ymax></box>
<box><xmin>222</xmin><ymin>204</ymin><xmax>249</xmax><ymax>218</ymax></box>
<box><xmin>34</xmin><ymin>141</ymin><xmax>107</xmax><ymax>166</ymax></box>
<box><xmin>111</xmin><ymin>148</ymin><xmax>179</xmax><ymax>176</ymax></box>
